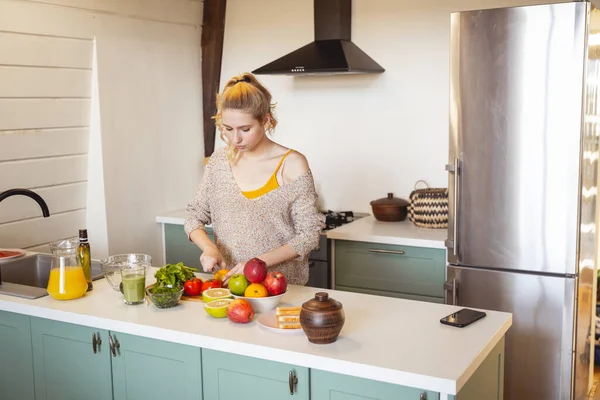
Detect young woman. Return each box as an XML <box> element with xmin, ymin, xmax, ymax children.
<box><xmin>184</xmin><ymin>72</ymin><xmax>325</xmax><ymax>286</ymax></box>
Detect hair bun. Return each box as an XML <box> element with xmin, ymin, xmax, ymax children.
<box><xmin>234</xmin><ymin>76</ymin><xmax>251</xmax><ymax>84</ymax></box>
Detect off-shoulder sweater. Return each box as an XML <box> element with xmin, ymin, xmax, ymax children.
<box><xmin>184</xmin><ymin>148</ymin><xmax>325</xmax><ymax>285</ymax></box>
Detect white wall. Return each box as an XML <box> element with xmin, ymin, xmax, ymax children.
<box><xmin>218</xmin><ymin>0</ymin><xmax>567</xmax><ymax>213</ymax></box>
<box><xmin>0</xmin><ymin>0</ymin><xmax>203</xmax><ymax>262</ymax></box>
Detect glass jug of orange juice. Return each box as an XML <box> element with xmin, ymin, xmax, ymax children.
<box><xmin>47</xmin><ymin>239</ymin><xmax>88</xmax><ymax>300</ymax></box>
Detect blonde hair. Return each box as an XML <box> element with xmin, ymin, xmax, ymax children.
<box><xmin>213</xmin><ymin>72</ymin><xmax>278</xmax><ymax>160</ymax></box>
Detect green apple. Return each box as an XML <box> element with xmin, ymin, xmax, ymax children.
<box><xmin>228</xmin><ymin>274</ymin><xmax>250</xmax><ymax>296</ymax></box>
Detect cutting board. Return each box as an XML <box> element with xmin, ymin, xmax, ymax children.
<box><xmin>181</xmin><ymin>294</ymin><xmax>205</xmax><ymax>302</ymax></box>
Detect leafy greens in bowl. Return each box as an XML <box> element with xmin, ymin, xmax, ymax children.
<box><xmin>146</xmin><ymin>262</ymin><xmax>197</xmax><ymax>309</ymax></box>
<box><xmin>146</xmin><ymin>284</ymin><xmax>184</xmax><ymax>309</ymax></box>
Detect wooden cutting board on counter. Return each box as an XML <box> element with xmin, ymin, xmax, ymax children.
<box><xmin>181</xmin><ymin>294</ymin><xmax>205</xmax><ymax>302</ymax></box>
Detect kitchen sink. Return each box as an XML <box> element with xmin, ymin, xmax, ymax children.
<box><xmin>0</xmin><ymin>254</ymin><xmax>104</xmax><ymax>299</ymax></box>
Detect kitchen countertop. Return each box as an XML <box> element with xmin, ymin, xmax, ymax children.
<box><xmin>0</xmin><ymin>268</ymin><xmax>511</xmax><ymax>396</ymax></box>
<box><xmin>156</xmin><ymin>209</ymin><xmax>188</xmax><ymax>225</ymax></box>
<box><xmin>326</xmin><ymin>216</ymin><xmax>447</xmax><ymax>249</ymax></box>
<box><xmin>157</xmin><ymin>211</ymin><xmax>446</xmax><ymax>248</ymax></box>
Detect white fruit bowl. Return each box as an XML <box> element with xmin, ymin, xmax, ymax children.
<box><xmin>231</xmin><ymin>290</ymin><xmax>288</xmax><ymax>313</ymax></box>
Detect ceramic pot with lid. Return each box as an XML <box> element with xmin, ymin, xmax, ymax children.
<box><xmin>299</xmin><ymin>292</ymin><xmax>345</xmax><ymax>344</ymax></box>
<box><xmin>370</xmin><ymin>192</ymin><xmax>409</xmax><ymax>222</ymax></box>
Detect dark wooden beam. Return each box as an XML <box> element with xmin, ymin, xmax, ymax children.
<box><xmin>201</xmin><ymin>0</ymin><xmax>227</xmax><ymax>157</ymax></box>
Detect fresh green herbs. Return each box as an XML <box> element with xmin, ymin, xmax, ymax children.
<box><xmin>149</xmin><ymin>285</ymin><xmax>179</xmax><ymax>294</ymax></box>
<box><xmin>152</xmin><ymin>262</ymin><xmax>197</xmax><ymax>294</ymax></box>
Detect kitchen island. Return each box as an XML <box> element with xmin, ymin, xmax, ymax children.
<box><xmin>0</xmin><ymin>269</ymin><xmax>511</xmax><ymax>400</ymax></box>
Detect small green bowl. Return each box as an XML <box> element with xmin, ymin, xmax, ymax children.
<box><xmin>146</xmin><ymin>284</ymin><xmax>183</xmax><ymax>309</ymax></box>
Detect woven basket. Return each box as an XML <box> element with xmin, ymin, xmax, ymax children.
<box><xmin>408</xmin><ymin>180</ymin><xmax>449</xmax><ymax>229</ymax></box>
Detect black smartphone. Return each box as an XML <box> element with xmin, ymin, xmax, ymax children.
<box><xmin>440</xmin><ymin>308</ymin><xmax>486</xmax><ymax>328</ymax></box>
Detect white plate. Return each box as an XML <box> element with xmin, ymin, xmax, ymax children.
<box><xmin>256</xmin><ymin>310</ymin><xmax>303</xmax><ymax>334</ymax></box>
<box><xmin>0</xmin><ymin>249</ymin><xmax>25</xmax><ymax>261</ymax></box>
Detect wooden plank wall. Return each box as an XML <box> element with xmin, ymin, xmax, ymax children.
<box><xmin>0</xmin><ymin>31</ymin><xmax>93</xmax><ymax>249</ymax></box>
<box><xmin>0</xmin><ymin>0</ymin><xmax>203</xmax><ymax>259</ymax></box>
<box><xmin>0</xmin><ymin>30</ymin><xmax>93</xmax><ymax>251</ymax></box>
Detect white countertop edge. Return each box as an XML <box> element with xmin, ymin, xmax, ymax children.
<box><xmin>327</xmin><ymin>231</ymin><xmax>447</xmax><ymax>249</ymax></box>
<box><xmin>156</xmin><ymin>215</ymin><xmax>186</xmax><ymax>225</ymax></box>
<box><xmin>454</xmin><ymin>316</ymin><xmax>512</xmax><ymax>392</ymax></box>
<box><xmin>0</xmin><ymin>299</ymin><xmax>478</xmax><ymax>395</ymax></box>
<box><xmin>156</xmin><ymin>209</ymin><xmax>187</xmax><ymax>225</ymax></box>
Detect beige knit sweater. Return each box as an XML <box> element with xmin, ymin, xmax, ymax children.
<box><xmin>184</xmin><ymin>148</ymin><xmax>325</xmax><ymax>285</ymax></box>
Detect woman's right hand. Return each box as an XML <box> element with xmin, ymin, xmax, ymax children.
<box><xmin>200</xmin><ymin>247</ymin><xmax>226</xmax><ymax>272</ymax></box>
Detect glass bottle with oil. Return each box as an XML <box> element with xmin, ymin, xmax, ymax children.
<box><xmin>78</xmin><ymin>229</ymin><xmax>93</xmax><ymax>291</ymax></box>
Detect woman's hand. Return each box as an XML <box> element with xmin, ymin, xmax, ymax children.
<box><xmin>222</xmin><ymin>262</ymin><xmax>245</xmax><ymax>285</ymax></box>
<box><xmin>200</xmin><ymin>247</ymin><xmax>226</xmax><ymax>273</ymax></box>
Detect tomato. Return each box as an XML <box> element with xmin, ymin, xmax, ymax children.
<box><xmin>183</xmin><ymin>277</ymin><xmax>203</xmax><ymax>296</ymax></box>
<box><xmin>201</xmin><ymin>279</ymin><xmax>222</xmax><ymax>293</ymax></box>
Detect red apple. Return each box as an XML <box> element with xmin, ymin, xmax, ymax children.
<box><xmin>244</xmin><ymin>258</ymin><xmax>267</xmax><ymax>284</ymax></box>
<box><xmin>227</xmin><ymin>298</ymin><xmax>254</xmax><ymax>323</ymax></box>
<box><xmin>264</xmin><ymin>271</ymin><xmax>287</xmax><ymax>296</ymax></box>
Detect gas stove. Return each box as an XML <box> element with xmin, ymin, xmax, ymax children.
<box><xmin>309</xmin><ymin>210</ymin><xmax>366</xmax><ymax>290</ymax></box>
<box><xmin>319</xmin><ymin>210</ymin><xmax>369</xmax><ymax>232</ymax></box>
<box><xmin>320</xmin><ymin>210</ymin><xmax>357</xmax><ymax>231</ymax></box>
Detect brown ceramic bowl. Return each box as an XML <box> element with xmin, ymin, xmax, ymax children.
<box><xmin>370</xmin><ymin>193</ymin><xmax>409</xmax><ymax>222</ymax></box>
<box><xmin>299</xmin><ymin>292</ymin><xmax>345</xmax><ymax>344</ymax></box>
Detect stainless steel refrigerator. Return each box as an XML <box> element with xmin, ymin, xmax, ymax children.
<box><xmin>446</xmin><ymin>2</ymin><xmax>600</xmax><ymax>399</ymax></box>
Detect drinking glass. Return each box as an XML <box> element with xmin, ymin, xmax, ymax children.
<box><xmin>120</xmin><ymin>265</ymin><xmax>146</xmax><ymax>305</ymax></box>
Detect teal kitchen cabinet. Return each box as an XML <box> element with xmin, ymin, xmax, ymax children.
<box><xmin>311</xmin><ymin>369</ymin><xmax>438</xmax><ymax>400</ymax></box>
<box><xmin>9</xmin><ymin>313</ymin><xmax>503</xmax><ymax>400</ymax></box>
<box><xmin>334</xmin><ymin>240</ymin><xmax>446</xmax><ymax>303</ymax></box>
<box><xmin>30</xmin><ymin>317</ymin><xmax>203</xmax><ymax>400</ymax></box>
<box><xmin>111</xmin><ymin>332</ymin><xmax>202</xmax><ymax>400</ymax></box>
<box><xmin>31</xmin><ymin>317</ymin><xmax>113</xmax><ymax>400</ymax></box>
<box><xmin>0</xmin><ymin>310</ymin><xmax>35</xmax><ymax>400</ymax></box>
<box><xmin>312</xmin><ymin>338</ymin><xmax>505</xmax><ymax>400</ymax></box>
<box><xmin>202</xmin><ymin>348</ymin><xmax>309</xmax><ymax>400</ymax></box>
<box><xmin>164</xmin><ymin>223</ymin><xmax>214</xmax><ymax>268</ymax></box>
<box><xmin>449</xmin><ymin>337</ymin><xmax>505</xmax><ymax>400</ymax></box>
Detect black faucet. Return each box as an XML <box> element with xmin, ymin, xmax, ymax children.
<box><xmin>0</xmin><ymin>188</ymin><xmax>50</xmax><ymax>217</ymax></box>
<box><xmin>0</xmin><ymin>189</ymin><xmax>50</xmax><ymax>286</ymax></box>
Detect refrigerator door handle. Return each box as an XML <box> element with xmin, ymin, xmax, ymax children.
<box><xmin>445</xmin><ymin>158</ymin><xmax>460</xmax><ymax>257</ymax></box>
<box><xmin>444</xmin><ymin>278</ymin><xmax>459</xmax><ymax>305</ymax></box>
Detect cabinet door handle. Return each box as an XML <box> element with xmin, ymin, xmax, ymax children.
<box><xmin>420</xmin><ymin>393</ymin><xmax>427</xmax><ymax>400</ymax></box>
<box><xmin>114</xmin><ymin>336</ymin><xmax>120</xmax><ymax>354</ymax></box>
<box><xmin>368</xmin><ymin>248</ymin><xmax>405</xmax><ymax>255</ymax></box>
<box><xmin>288</xmin><ymin>370</ymin><xmax>298</xmax><ymax>395</ymax></box>
<box><xmin>92</xmin><ymin>332</ymin><xmax>101</xmax><ymax>354</ymax></box>
<box><xmin>108</xmin><ymin>334</ymin><xmax>116</xmax><ymax>357</ymax></box>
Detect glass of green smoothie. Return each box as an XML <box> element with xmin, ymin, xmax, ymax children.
<box><xmin>121</xmin><ymin>265</ymin><xmax>146</xmax><ymax>305</ymax></box>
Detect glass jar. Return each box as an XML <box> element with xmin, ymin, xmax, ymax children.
<box><xmin>47</xmin><ymin>239</ymin><xmax>88</xmax><ymax>300</ymax></box>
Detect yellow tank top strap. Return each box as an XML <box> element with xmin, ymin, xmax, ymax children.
<box><xmin>273</xmin><ymin>149</ymin><xmax>294</xmax><ymax>176</ymax></box>
<box><xmin>241</xmin><ymin>149</ymin><xmax>294</xmax><ymax>199</ymax></box>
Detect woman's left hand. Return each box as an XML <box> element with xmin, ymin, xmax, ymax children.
<box><xmin>222</xmin><ymin>262</ymin><xmax>245</xmax><ymax>285</ymax></box>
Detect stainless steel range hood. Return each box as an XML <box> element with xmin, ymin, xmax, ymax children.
<box><xmin>252</xmin><ymin>0</ymin><xmax>385</xmax><ymax>76</ymax></box>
